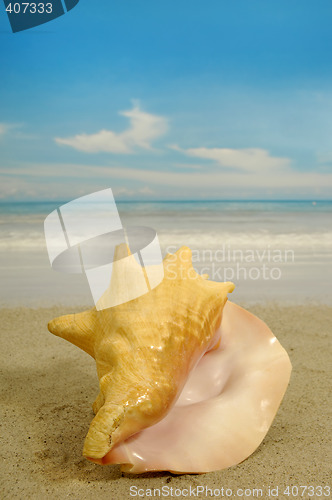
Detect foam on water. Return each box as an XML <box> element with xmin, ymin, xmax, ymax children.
<box><xmin>1</xmin><ymin>229</ymin><xmax>332</xmax><ymax>254</ymax></box>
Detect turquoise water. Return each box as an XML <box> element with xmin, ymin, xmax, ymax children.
<box><xmin>1</xmin><ymin>199</ymin><xmax>331</xmax><ymax>215</ymax></box>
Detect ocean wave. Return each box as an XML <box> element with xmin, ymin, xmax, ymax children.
<box><xmin>158</xmin><ymin>231</ymin><xmax>332</xmax><ymax>251</ymax></box>
<box><xmin>1</xmin><ymin>229</ymin><xmax>331</xmax><ymax>254</ymax></box>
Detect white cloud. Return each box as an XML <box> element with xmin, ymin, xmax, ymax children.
<box><xmin>55</xmin><ymin>104</ymin><xmax>168</xmax><ymax>154</ymax></box>
<box><xmin>0</xmin><ymin>123</ymin><xmax>8</xmax><ymax>135</ymax></box>
<box><xmin>171</xmin><ymin>145</ymin><xmax>291</xmax><ymax>173</ymax></box>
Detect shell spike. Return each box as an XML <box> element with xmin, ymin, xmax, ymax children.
<box><xmin>48</xmin><ymin>310</ymin><xmax>96</xmax><ymax>358</ymax></box>
<box><xmin>83</xmin><ymin>402</ymin><xmax>125</xmax><ymax>460</ymax></box>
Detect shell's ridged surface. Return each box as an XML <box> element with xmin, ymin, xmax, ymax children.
<box><xmin>48</xmin><ymin>246</ymin><xmax>234</xmax><ymax>462</ymax></box>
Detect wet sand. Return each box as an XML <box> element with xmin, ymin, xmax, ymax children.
<box><xmin>0</xmin><ymin>304</ymin><xmax>331</xmax><ymax>499</ymax></box>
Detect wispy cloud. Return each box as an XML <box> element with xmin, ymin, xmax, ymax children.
<box><xmin>0</xmin><ymin>122</ymin><xmax>22</xmax><ymax>136</ymax></box>
<box><xmin>113</xmin><ymin>186</ymin><xmax>155</xmax><ymax>197</ymax></box>
<box><xmin>92</xmin><ymin>165</ymin><xmax>332</xmax><ymax>191</ymax></box>
<box><xmin>55</xmin><ymin>104</ymin><xmax>168</xmax><ymax>154</ymax></box>
<box><xmin>0</xmin><ymin>123</ymin><xmax>8</xmax><ymax>135</ymax></box>
<box><xmin>317</xmin><ymin>152</ymin><xmax>332</xmax><ymax>168</ymax></box>
<box><xmin>170</xmin><ymin>145</ymin><xmax>291</xmax><ymax>173</ymax></box>
<box><xmin>173</xmin><ymin>162</ymin><xmax>203</xmax><ymax>170</ymax></box>
<box><xmin>2</xmin><ymin>161</ymin><xmax>331</xmax><ymax>200</ymax></box>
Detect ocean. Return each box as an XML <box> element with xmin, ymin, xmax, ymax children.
<box><xmin>0</xmin><ymin>200</ymin><xmax>331</xmax><ymax>306</ymax></box>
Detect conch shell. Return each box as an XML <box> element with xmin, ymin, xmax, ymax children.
<box><xmin>48</xmin><ymin>246</ymin><xmax>235</xmax><ymax>465</ymax></box>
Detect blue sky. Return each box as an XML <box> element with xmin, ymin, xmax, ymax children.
<box><xmin>1</xmin><ymin>0</ymin><xmax>332</xmax><ymax>201</ymax></box>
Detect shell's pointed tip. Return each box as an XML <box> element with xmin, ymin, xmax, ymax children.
<box><xmin>114</xmin><ymin>242</ymin><xmax>131</xmax><ymax>260</ymax></box>
<box><xmin>179</xmin><ymin>245</ymin><xmax>192</xmax><ymax>255</ymax></box>
<box><xmin>47</xmin><ymin>315</ymin><xmax>69</xmax><ymax>336</ymax></box>
<box><xmin>47</xmin><ymin>318</ymin><xmax>57</xmax><ymax>334</ymax></box>
<box><xmin>225</xmin><ymin>281</ymin><xmax>235</xmax><ymax>293</ymax></box>
<box><xmin>176</xmin><ymin>246</ymin><xmax>193</xmax><ymax>268</ymax></box>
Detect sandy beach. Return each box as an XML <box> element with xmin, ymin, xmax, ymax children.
<box><xmin>1</xmin><ymin>303</ymin><xmax>331</xmax><ymax>499</ymax></box>
<box><xmin>2</xmin><ymin>0</ymin><xmax>332</xmax><ymax>495</ymax></box>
